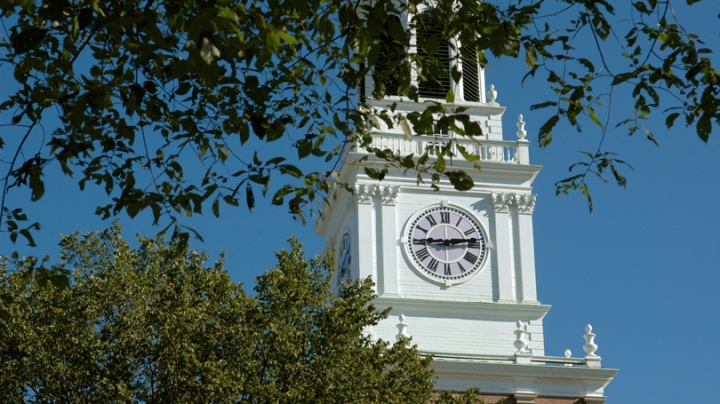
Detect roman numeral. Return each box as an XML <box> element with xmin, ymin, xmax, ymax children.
<box><xmin>468</xmin><ymin>241</ymin><xmax>481</xmax><ymax>249</ymax></box>
<box><xmin>440</xmin><ymin>212</ymin><xmax>450</xmax><ymax>224</ymax></box>
<box><xmin>426</xmin><ymin>215</ymin><xmax>437</xmax><ymax>226</ymax></box>
<box><xmin>412</xmin><ymin>238</ymin><xmax>426</xmax><ymax>245</ymax></box>
<box><xmin>416</xmin><ymin>248</ymin><xmax>430</xmax><ymax>261</ymax></box>
<box><xmin>444</xmin><ymin>263</ymin><xmax>451</xmax><ymax>276</ymax></box>
<box><xmin>427</xmin><ymin>258</ymin><xmax>439</xmax><ymax>272</ymax></box>
<box><xmin>456</xmin><ymin>217</ymin><xmax>462</xmax><ymax>226</ymax></box>
<box><xmin>416</xmin><ymin>225</ymin><xmax>428</xmax><ymax>234</ymax></box>
<box><xmin>463</xmin><ymin>251</ymin><xmax>479</xmax><ymax>264</ymax></box>
<box><xmin>457</xmin><ymin>262</ymin><xmax>466</xmax><ymax>273</ymax></box>
<box><xmin>464</xmin><ymin>228</ymin><xmax>475</xmax><ymax>236</ymax></box>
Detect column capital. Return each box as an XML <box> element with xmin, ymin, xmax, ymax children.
<box><xmin>491</xmin><ymin>192</ymin><xmax>513</xmax><ymax>213</ymax></box>
<box><xmin>380</xmin><ymin>185</ymin><xmax>400</xmax><ymax>205</ymax></box>
<box><xmin>514</xmin><ymin>193</ymin><xmax>537</xmax><ymax>215</ymax></box>
<box><xmin>354</xmin><ymin>183</ymin><xmax>378</xmax><ymax>204</ymax></box>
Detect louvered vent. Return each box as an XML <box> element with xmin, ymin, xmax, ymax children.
<box><xmin>461</xmin><ymin>34</ymin><xmax>480</xmax><ymax>102</ymax></box>
<box><xmin>417</xmin><ymin>13</ymin><xmax>451</xmax><ymax>99</ymax></box>
<box><xmin>373</xmin><ymin>16</ymin><xmax>401</xmax><ymax>97</ymax></box>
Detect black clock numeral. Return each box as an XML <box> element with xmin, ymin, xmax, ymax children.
<box><xmin>416</xmin><ymin>225</ymin><xmax>428</xmax><ymax>234</ymax></box>
<box><xmin>457</xmin><ymin>262</ymin><xmax>466</xmax><ymax>273</ymax></box>
<box><xmin>468</xmin><ymin>241</ymin><xmax>481</xmax><ymax>249</ymax></box>
<box><xmin>444</xmin><ymin>263</ymin><xmax>451</xmax><ymax>276</ymax></box>
<box><xmin>426</xmin><ymin>215</ymin><xmax>437</xmax><ymax>226</ymax></box>
<box><xmin>440</xmin><ymin>212</ymin><xmax>450</xmax><ymax>224</ymax></box>
<box><xmin>416</xmin><ymin>248</ymin><xmax>430</xmax><ymax>261</ymax></box>
<box><xmin>463</xmin><ymin>251</ymin><xmax>479</xmax><ymax>264</ymax></box>
<box><xmin>456</xmin><ymin>216</ymin><xmax>462</xmax><ymax>226</ymax></box>
<box><xmin>427</xmin><ymin>258</ymin><xmax>439</xmax><ymax>272</ymax></box>
<box><xmin>464</xmin><ymin>228</ymin><xmax>475</xmax><ymax>236</ymax></box>
<box><xmin>412</xmin><ymin>238</ymin><xmax>426</xmax><ymax>245</ymax></box>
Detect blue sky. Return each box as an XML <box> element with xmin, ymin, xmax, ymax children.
<box><xmin>3</xmin><ymin>2</ymin><xmax>720</xmax><ymax>402</ymax></box>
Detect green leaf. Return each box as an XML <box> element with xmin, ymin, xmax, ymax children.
<box><xmin>246</xmin><ymin>184</ymin><xmax>255</xmax><ymax>211</ymax></box>
<box><xmin>266</xmin><ymin>32</ymin><xmax>280</xmax><ymax>53</ymax></box>
<box><xmin>538</xmin><ymin>115</ymin><xmax>559</xmax><ymax>147</ymax></box>
<box><xmin>524</xmin><ymin>43</ymin><xmax>539</xmax><ymax>67</ymax></box>
<box><xmin>697</xmin><ymin>114</ymin><xmax>711</xmax><ymax>143</ymax></box>
<box><xmin>399</xmin><ymin>117</ymin><xmax>412</xmax><ymax>141</ymax></box>
<box><xmin>11</xmin><ymin>28</ymin><xmax>48</xmax><ymax>54</ymax></box>
<box><xmin>435</xmin><ymin>153</ymin><xmax>446</xmax><ymax>173</ymax></box>
<box><xmin>278</xmin><ymin>164</ymin><xmax>303</xmax><ymax>178</ymax></box>
<box><xmin>445</xmin><ymin>171</ymin><xmax>474</xmax><ymax>191</ymax></box>
<box><xmin>581</xmin><ymin>183</ymin><xmax>593</xmax><ymax>213</ymax></box>
<box><xmin>445</xmin><ymin>90</ymin><xmax>455</xmax><ymax>104</ymax></box>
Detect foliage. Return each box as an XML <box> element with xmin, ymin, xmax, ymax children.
<box><xmin>1</xmin><ymin>0</ymin><xmax>718</xmax><ymax>245</ymax></box>
<box><xmin>0</xmin><ymin>223</ymin><xmax>436</xmax><ymax>403</ymax></box>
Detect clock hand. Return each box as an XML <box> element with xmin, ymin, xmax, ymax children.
<box><xmin>447</xmin><ymin>238</ymin><xmax>478</xmax><ymax>245</ymax></box>
<box><xmin>423</xmin><ymin>238</ymin><xmax>477</xmax><ymax>245</ymax></box>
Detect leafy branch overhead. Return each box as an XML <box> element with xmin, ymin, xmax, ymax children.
<box><xmin>1</xmin><ymin>0</ymin><xmax>718</xmax><ymax>246</ymax></box>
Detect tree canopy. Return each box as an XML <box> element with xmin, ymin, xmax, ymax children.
<box><xmin>1</xmin><ymin>0</ymin><xmax>717</xmax><ymax>247</ymax></box>
<box><xmin>0</xmin><ymin>223</ymin><xmax>443</xmax><ymax>403</ymax></box>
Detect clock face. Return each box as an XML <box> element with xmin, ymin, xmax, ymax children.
<box><xmin>406</xmin><ymin>205</ymin><xmax>488</xmax><ymax>283</ymax></box>
<box><xmin>337</xmin><ymin>233</ymin><xmax>352</xmax><ymax>285</ymax></box>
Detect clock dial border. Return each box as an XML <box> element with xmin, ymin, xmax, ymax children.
<box><xmin>336</xmin><ymin>232</ymin><xmax>352</xmax><ymax>286</ymax></box>
<box><xmin>403</xmin><ymin>204</ymin><xmax>489</xmax><ymax>284</ymax></box>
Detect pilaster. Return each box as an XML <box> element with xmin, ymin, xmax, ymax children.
<box><xmin>354</xmin><ymin>183</ymin><xmax>377</xmax><ymax>280</ymax></box>
<box><xmin>514</xmin><ymin>193</ymin><xmax>538</xmax><ymax>303</ymax></box>
<box><xmin>491</xmin><ymin>192</ymin><xmax>514</xmax><ymax>302</ymax></box>
<box><xmin>379</xmin><ymin>186</ymin><xmax>400</xmax><ymax>296</ymax></box>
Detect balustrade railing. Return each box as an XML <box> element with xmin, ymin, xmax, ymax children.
<box><xmin>358</xmin><ymin>133</ymin><xmax>529</xmax><ymax>165</ymax></box>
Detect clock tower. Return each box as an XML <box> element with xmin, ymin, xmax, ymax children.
<box><xmin>315</xmin><ymin>12</ymin><xmax>617</xmax><ymax>403</ymax></box>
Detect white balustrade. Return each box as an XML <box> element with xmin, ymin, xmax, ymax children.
<box><xmin>363</xmin><ymin>133</ymin><xmax>525</xmax><ymax>164</ymax></box>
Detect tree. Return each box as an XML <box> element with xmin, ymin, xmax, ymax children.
<box><xmin>1</xmin><ymin>0</ymin><xmax>717</xmax><ymax>246</ymax></box>
<box><xmin>0</xmin><ymin>223</ymin><xmax>440</xmax><ymax>403</ymax></box>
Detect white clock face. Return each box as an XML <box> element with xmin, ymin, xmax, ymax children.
<box><xmin>405</xmin><ymin>205</ymin><xmax>488</xmax><ymax>283</ymax></box>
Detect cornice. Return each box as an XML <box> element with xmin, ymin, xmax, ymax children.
<box><xmin>373</xmin><ymin>296</ymin><xmax>551</xmax><ymax>318</ymax></box>
<box><xmin>431</xmin><ymin>359</ymin><xmax>618</xmax><ymax>398</ymax></box>
<box><xmin>366</xmin><ymin>97</ymin><xmax>508</xmax><ymax>117</ymax></box>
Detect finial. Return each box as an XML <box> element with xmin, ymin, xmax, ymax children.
<box><xmin>513</xmin><ymin>320</ymin><xmax>529</xmax><ymax>354</ymax></box>
<box><xmin>487</xmin><ymin>84</ymin><xmax>497</xmax><ymax>103</ymax></box>
<box><xmin>397</xmin><ymin>314</ymin><xmax>410</xmax><ymax>340</ymax></box>
<box><xmin>516</xmin><ymin>114</ymin><xmax>527</xmax><ymax>140</ymax></box>
<box><xmin>564</xmin><ymin>349</ymin><xmax>573</xmax><ymax>366</ymax></box>
<box><xmin>583</xmin><ymin>324</ymin><xmax>598</xmax><ymax>357</ymax></box>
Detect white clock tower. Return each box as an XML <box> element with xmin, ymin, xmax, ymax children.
<box><xmin>315</xmin><ymin>13</ymin><xmax>617</xmax><ymax>403</ymax></box>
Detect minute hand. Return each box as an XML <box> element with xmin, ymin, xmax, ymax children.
<box><xmin>447</xmin><ymin>238</ymin><xmax>478</xmax><ymax>245</ymax></box>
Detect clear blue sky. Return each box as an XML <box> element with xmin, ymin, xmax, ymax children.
<box><xmin>3</xmin><ymin>2</ymin><xmax>720</xmax><ymax>402</ymax></box>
